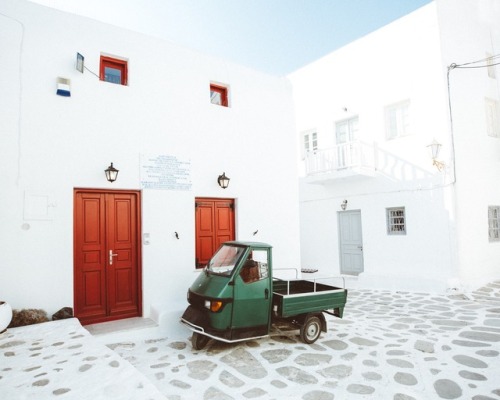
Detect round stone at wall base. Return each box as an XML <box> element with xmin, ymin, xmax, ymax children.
<box><xmin>0</xmin><ymin>301</ymin><xmax>13</xmax><ymax>333</ymax></box>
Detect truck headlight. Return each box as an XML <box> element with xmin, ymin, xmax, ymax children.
<box><xmin>204</xmin><ymin>300</ymin><xmax>223</xmax><ymax>313</ymax></box>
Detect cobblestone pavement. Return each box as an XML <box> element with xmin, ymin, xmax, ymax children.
<box><xmin>2</xmin><ymin>282</ymin><xmax>500</xmax><ymax>399</ymax></box>
<box><xmin>107</xmin><ymin>281</ymin><xmax>500</xmax><ymax>400</ymax></box>
<box><xmin>0</xmin><ymin>318</ymin><xmax>165</xmax><ymax>399</ymax></box>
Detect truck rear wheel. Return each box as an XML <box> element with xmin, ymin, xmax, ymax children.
<box><xmin>300</xmin><ymin>315</ymin><xmax>322</xmax><ymax>344</ymax></box>
<box><xmin>192</xmin><ymin>332</ymin><xmax>209</xmax><ymax>350</ymax></box>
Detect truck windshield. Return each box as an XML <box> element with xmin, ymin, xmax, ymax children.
<box><xmin>206</xmin><ymin>245</ymin><xmax>245</xmax><ymax>276</ymax></box>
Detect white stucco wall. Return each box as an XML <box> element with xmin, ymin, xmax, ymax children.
<box><xmin>435</xmin><ymin>0</ymin><xmax>500</xmax><ymax>290</ymax></box>
<box><xmin>0</xmin><ymin>0</ymin><xmax>300</xmax><ymax>317</ymax></box>
<box><xmin>289</xmin><ymin>2</ymin><xmax>462</xmax><ymax>292</ymax></box>
<box><xmin>291</xmin><ymin>0</ymin><xmax>500</xmax><ymax>293</ymax></box>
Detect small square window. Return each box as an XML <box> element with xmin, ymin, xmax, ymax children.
<box><xmin>100</xmin><ymin>56</ymin><xmax>128</xmax><ymax>86</ymax></box>
<box><xmin>210</xmin><ymin>84</ymin><xmax>228</xmax><ymax>107</ymax></box>
<box><xmin>488</xmin><ymin>206</ymin><xmax>500</xmax><ymax>241</ymax></box>
<box><xmin>387</xmin><ymin>207</ymin><xmax>406</xmax><ymax>235</ymax></box>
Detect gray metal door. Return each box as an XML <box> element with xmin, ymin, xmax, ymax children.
<box><xmin>338</xmin><ymin>210</ymin><xmax>364</xmax><ymax>275</ymax></box>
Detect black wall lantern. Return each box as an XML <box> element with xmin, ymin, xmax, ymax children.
<box><xmin>217</xmin><ymin>172</ymin><xmax>230</xmax><ymax>189</ymax></box>
<box><xmin>105</xmin><ymin>162</ymin><xmax>119</xmax><ymax>183</ymax></box>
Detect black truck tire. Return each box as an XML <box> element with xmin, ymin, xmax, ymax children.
<box><xmin>192</xmin><ymin>332</ymin><xmax>209</xmax><ymax>350</ymax></box>
<box><xmin>300</xmin><ymin>315</ymin><xmax>322</xmax><ymax>344</ymax></box>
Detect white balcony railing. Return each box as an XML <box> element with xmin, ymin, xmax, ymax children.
<box><xmin>305</xmin><ymin>141</ymin><xmax>375</xmax><ymax>179</ymax></box>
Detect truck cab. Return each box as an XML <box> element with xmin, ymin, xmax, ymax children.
<box><xmin>181</xmin><ymin>241</ymin><xmax>273</xmax><ymax>348</ymax></box>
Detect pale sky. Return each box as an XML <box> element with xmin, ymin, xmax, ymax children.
<box><xmin>30</xmin><ymin>0</ymin><xmax>433</xmax><ymax>76</ymax></box>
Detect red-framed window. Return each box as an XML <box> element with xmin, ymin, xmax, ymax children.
<box><xmin>100</xmin><ymin>56</ymin><xmax>128</xmax><ymax>86</ymax></box>
<box><xmin>210</xmin><ymin>84</ymin><xmax>228</xmax><ymax>107</ymax></box>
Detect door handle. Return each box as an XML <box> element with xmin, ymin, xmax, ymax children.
<box><xmin>265</xmin><ymin>288</ymin><xmax>269</xmax><ymax>299</ymax></box>
<box><xmin>358</xmin><ymin>246</ymin><xmax>363</xmax><ymax>251</ymax></box>
<box><xmin>109</xmin><ymin>249</ymin><xmax>118</xmax><ymax>265</ymax></box>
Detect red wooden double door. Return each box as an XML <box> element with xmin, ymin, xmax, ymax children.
<box><xmin>195</xmin><ymin>198</ymin><xmax>235</xmax><ymax>268</ymax></box>
<box><xmin>74</xmin><ymin>189</ymin><xmax>142</xmax><ymax>325</ymax></box>
<box><xmin>74</xmin><ymin>192</ymin><xmax>233</xmax><ymax>323</ymax></box>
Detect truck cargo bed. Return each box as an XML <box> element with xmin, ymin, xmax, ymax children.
<box><xmin>272</xmin><ymin>279</ymin><xmax>347</xmax><ymax>318</ymax></box>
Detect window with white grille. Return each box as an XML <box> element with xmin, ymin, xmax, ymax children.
<box><xmin>485</xmin><ymin>98</ymin><xmax>500</xmax><ymax>138</ymax></box>
<box><xmin>336</xmin><ymin>117</ymin><xmax>359</xmax><ymax>144</ymax></box>
<box><xmin>301</xmin><ymin>129</ymin><xmax>318</xmax><ymax>159</ymax></box>
<box><xmin>387</xmin><ymin>207</ymin><xmax>406</xmax><ymax>235</ymax></box>
<box><xmin>335</xmin><ymin>117</ymin><xmax>359</xmax><ymax>168</ymax></box>
<box><xmin>385</xmin><ymin>101</ymin><xmax>410</xmax><ymax>140</ymax></box>
<box><xmin>488</xmin><ymin>206</ymin><xmax>500</xmax><ymax>241</ymax></box>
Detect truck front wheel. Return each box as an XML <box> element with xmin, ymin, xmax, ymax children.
<box><xmin>300</xmin><ymin>315</ymin><xmax>322</xmax><ymax>344</ymax></box>
<box><xmin>192</xmin><ymin>332</ymin><xmax>210</xmax><ymax>350</ymax></box>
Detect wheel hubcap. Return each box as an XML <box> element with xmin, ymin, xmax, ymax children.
<box><xmin>307</xmin><ymin>323</ymin><xmax>319</xmax><ymax>338</ymax></box>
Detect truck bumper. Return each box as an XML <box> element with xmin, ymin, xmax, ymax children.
<box><xmin>180</xmin><ymin>305</ymin><xmax>232</xmax><ymax>341</ymax></box>
<box><xmin>180</xmin><ymin>305</ymin><xmax>268</xmax><ymax>343</ymax></box>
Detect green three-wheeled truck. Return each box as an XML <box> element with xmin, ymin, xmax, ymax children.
<box><xmin>181</xmin><ymin>241</ymin><xmax>348</xmax><ymax>349</ymax></box>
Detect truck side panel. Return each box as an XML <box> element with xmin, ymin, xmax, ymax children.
<box><xmin>272</xmin><ymin>279</ymin><xmax>347</xmax><ymax>318</ymax></box>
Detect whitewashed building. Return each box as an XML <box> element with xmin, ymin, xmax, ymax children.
<box><xmin>0</xmin><ymin>0</ymin><xmax>301</xmax><ymax>324</ymax></box>
<box><xmin>1</xmin><ymin>0</ymin><xmax>499</xmax><ymax>329</ymax></box>
<box><xmin>289</xmin><ymin>0</ymin><xmax>500</xmax><ymax>293</ymax></box>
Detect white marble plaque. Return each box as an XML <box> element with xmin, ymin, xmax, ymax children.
<box><xmin>140</xmin><ymin>154</ymin><xmax>192</xmax><ymax>190</ymax></box>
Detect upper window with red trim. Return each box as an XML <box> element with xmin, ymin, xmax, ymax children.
<box><xmin>210</xmin><ymin>84</ymin><xmax>228</xmax><ymax>107</ymax></box>
<box><xmin>100</xmin><ymin>56</ymin><xmax>128</xmax><ymax>86</ymax></box>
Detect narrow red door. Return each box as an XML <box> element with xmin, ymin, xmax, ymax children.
<box><xmin>74</xmin><ymin>190</ymin><xmax>141</xmax><ymax>325</ymax></box>
<box><xmin>195</xmin><ymin>198</ymin><xmax>235</xmax><ymax>268</ymax></box>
